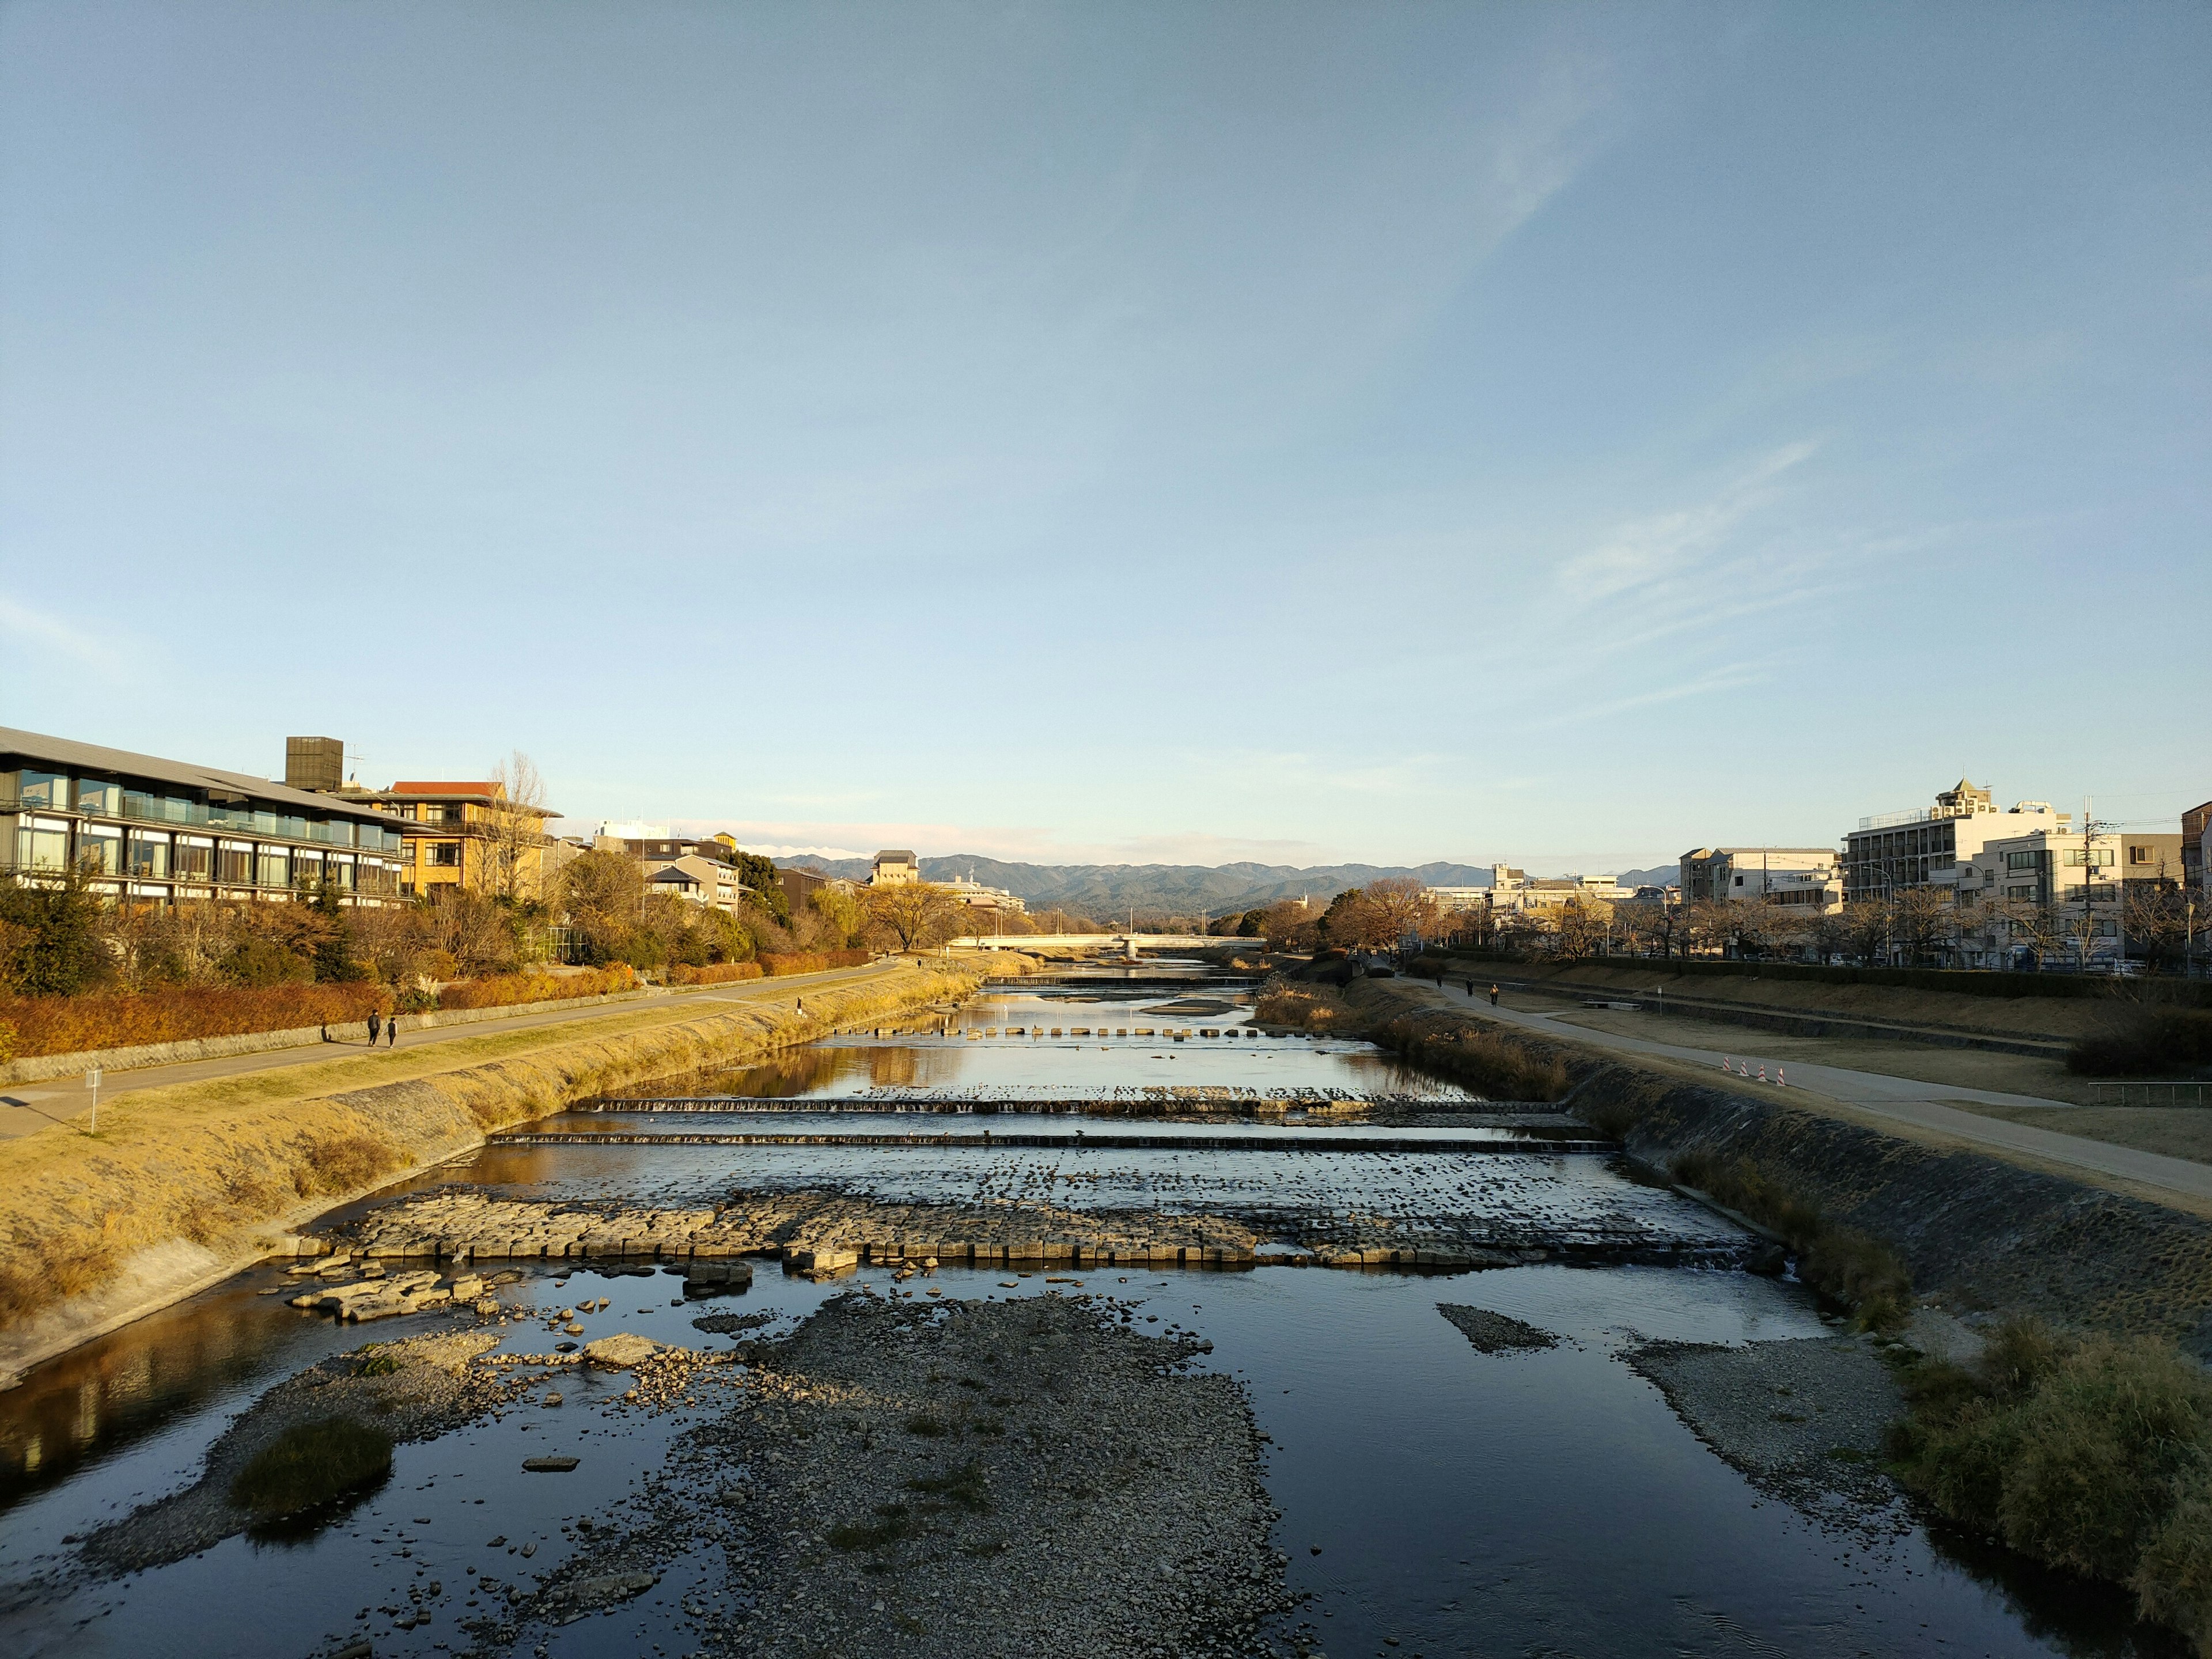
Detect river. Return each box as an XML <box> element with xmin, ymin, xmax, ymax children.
<box><xmin>0</xmin><ymin>974</ymin><xmax>2176</xmax><ymax>1657</ymax></box>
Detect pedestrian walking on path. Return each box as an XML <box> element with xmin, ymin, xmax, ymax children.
<box><xmin>387</xmin><ymin>1017</ymin><xmax>398</xmax><ymax>1048</ymax></box>
<box><xmin>1488</xmin><ymin>983</ymin><xmax>1501</xmax><ymax>1007</ymax></box>
<box><xmin>368</xmin><ymin>1012</ymin><xmax>381</xmax><ymax>1046</ymax></box>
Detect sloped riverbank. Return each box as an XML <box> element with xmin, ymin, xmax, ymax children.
<box><xmin>0</xmin><ymin>961</ymin><xmax>1006</xmax><ymax>1385</ymax></box>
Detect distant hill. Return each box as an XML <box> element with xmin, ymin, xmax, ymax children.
<box><xmin>781</xmin><ymin>854</ymin><xmax>1682</xmax><ymax>918</ymax></box>
<box><xmin>785</xmin><ymin>856</ymin><xmax>1497</xmax><ymax>919</ymax></box>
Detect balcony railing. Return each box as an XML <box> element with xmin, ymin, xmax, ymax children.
<box><xmin>2</xmin><ymin>793</ymin><xmax>399</xmax><ymax>851</ymax></box>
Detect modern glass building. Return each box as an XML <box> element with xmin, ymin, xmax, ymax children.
<box><xmin>0</xmin><ymin>726</ymin><xmax>410</xmax><ymax>906</ymax></box>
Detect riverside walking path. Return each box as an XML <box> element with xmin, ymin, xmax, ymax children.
<box><xmin>0</xmin><ymin>963</ymin><xmax>899</xmax><ymax>1141</ymax></box>
<box><xmin>1427</xmin><ymin>980</ymin><xmax>2212</xmax><ymax>1207</ymax></box>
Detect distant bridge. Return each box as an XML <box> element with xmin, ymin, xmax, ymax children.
<box><xmin>948</xmin><ymin>933</ymin><xmax>1228</xmax><ymax>952</ymax></box>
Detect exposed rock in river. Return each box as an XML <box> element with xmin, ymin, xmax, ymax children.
<box><xmin>313</xmin><ymin>1179</ymin><xmax>1755</xmax><ymax>1277</ymax></box>
<box><xmin>475</xmin><ymin>1293</ymin><xmax>1288</xmax><ymax>1659</ymax></box>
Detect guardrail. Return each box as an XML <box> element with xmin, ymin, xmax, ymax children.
<box><xmin>2085</xmin><ymin>1082</ymin><xmax>2211</xmax><ymax>1108</ymax></box>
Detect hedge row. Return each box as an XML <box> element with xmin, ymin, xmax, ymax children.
<box><xmin>668</xmin><ymin>962</ymin><xmax>765</xmax><ymax>986</ymax></box>
<box><xmin>1429</xmin><ymin>949</ymin><xmax>2212</xmax><ymax>1007</ymax></box>
<box><xmin>435</xmin><ymin>965</ymin><xmax>638</xmax><ymax>1011</ymax></box>
<box><xmin>0</xmin><ymin>983</ymin><xmax>393</xmax><ymax>1061</ymax></box>
<box><xmin>757</xmin><ymin>950</ymin><xmax>872</xmax><ymax>976</ymax></box>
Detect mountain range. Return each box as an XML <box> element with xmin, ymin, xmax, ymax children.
<box><xmin>781</xmin><ymin>855</ymin><xmax>1676</xmax><ymax>919</ymax></box>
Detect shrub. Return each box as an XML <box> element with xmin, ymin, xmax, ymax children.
<box><xmin>1670</xmin><ymin>1150</ymin><xmax>1911</xmax><ymax>1330</ymax></box>
<box><xmin>759</xmin><ymin>950</ymin><xmax>870</xmax><ymax>976</ymax></box>
<box><xmin>1889</xmin><ymin>1320</ymin><xmax>2212</xmax><ymax>1648</ymax></box>
<box><xmin>0</xmin><ymin>983</ymin><xmax>391</xmax><ymax>1060</ymax></box>
<box><xmin>668</xmin><ymin>961</ymin><xmax>765</xmax><ymax>986</ymax></box>
<box><xmin>435</xmin><ymin>964</ymin><xmax>637</xmax><ymax>1011</ymax></box>
<box><xmin>1369</xmin><ymin>1010</ymin><xmax>1571</xmax><ymax>1102</ymax></box>
<box><xmin>292</xmin><ymin>1130</ymin><xmax>401</xmax><ymax>1198</ymax></box>
<box><xmin>229</xmin><ymin>1416</ymin><xmax>393</xmax><ymax>1518</ymax></box>
<box><xmin>2069</xmin><ymin>1010</ymin><xmax>2212</xmax><ymax>1077</ymax></box>
<box><xmin>1255</xmin><ymin>978</ymin><xmax>1354</xmax><ymax>1031</ymax></box>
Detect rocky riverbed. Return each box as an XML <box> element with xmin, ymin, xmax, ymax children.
<box><xmin>306</xmin><ymin>1171</ymin><xmax>1757</xmax><ymax>1277</ymax></box>
<box><xmin>1624</xmin><ymin>1335</ymin><xmax>1906</xmax><ymax>1525</ymax></box>
<box><xmin>482</xmin><ymin>1291</ymin><xmax>1287</xmax><ymax>1659</ymax></box>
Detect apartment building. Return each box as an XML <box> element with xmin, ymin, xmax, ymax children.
<box><xmin>350</xmin><ymin>778</ymin><xmax>562</xmax><ymax>901</ymax></box>
<box><xmin>1482</xmin><ymin>865</ymin><xmax>1631</xmax><ymax>918</ymax></box>
<box><xmin>2</xmin><ymin>726</ymin><xmax>408</xmax><ymax>906</ymax></box>
<box><xmin>1842</xmin><ymin>779</ymin><xmax>2069</xmax><ymax>901</ymax></box>
<box><xmin>646</xmin><ymin>853</ymin><xmax>747</xmax><ymax>913</ymax></box>
<box><xmin>871</xmin><ymin>850</ymin><xmax>921</xmax><ymax>887</ymax></box>
<box><xmin>1945</xmin><ymin>828</ymin><xmax>2184</xmax><ymax>967</ymax></box>
<box><xmin>942</xmin><ymin>876</ymin><xmax>1026</xmax><ymax>914</ymax></box>
<box><xmin>1679</xmin><ymin>847</ymin><xmax>1843</xmax><ymax>913</ymax></box>
<box><xmin>2184</xmin><ymin>800</ymin><xmax>2212</xmax><ymax>896</ymax></box>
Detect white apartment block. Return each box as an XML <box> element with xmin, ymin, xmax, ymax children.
<box><xmin>1465</xmin><ymin>865</ymin><xmax>1631</xmax><ymax>919</ymax></box>
<box><xmin>1843</xmin><ymin>779</ymin><xmax>2069</xmax><ymax>902</ymax></box>
<box><xmin>1679</xmin><ymin>847</ymin><xmax>1842</xmax><ymax>913</ymax></box>
<box><xmin>1942</xmin><ymin>828</ymin><xmax>2182</xmax><ymax>967</ymax></box>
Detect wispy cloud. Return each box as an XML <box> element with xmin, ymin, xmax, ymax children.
<box><xmin>0</xmin><ymin>593</ymin><xmax>122</xmax><ymax>671</ymax></box>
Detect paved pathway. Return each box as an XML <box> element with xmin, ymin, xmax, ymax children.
<box><xmin>1426</xmin><ymin>979</ymin><xmax>2212</xmax><ymax>1205</ymax></box>
<box><xmin>0</xmin><ymin>963</ymin><xmax>903</xmax><ymax>1141</ymax></box>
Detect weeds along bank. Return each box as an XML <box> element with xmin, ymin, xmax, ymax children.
<box><xmin>0</xmin><ymin>958</ymin><xmax>1011</xmax><ymax>1384</ymax></box>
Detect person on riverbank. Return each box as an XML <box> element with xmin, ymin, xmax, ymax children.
<box><xmin>387</xmin><ymin>1017</ymin><xmax>398</xmax><ymax>1048</ymax></box>
<box><xmin>1488</xmin><ymin>983</ymin><xmax>1500</xmax><ymax>1007</ymax></box>
<box><xmin>368</xmin><ymin>1012</ymin><xmax>381</xmax><ymax>1046</ymax></box>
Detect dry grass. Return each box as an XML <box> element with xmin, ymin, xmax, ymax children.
<box><xmin>1253</xmin><ymin>978</ymin><xmax>1355</xmax><ymax>1031</ymax></box>
<box><xmin>0</xmin><ymin>960</ymin><xmax>997</xmax><ymax>1344</ymax></box>
<box><xmin>1671</xmin><ymin>1149</ymin><xmax>1912</xmax><ymax>1330</ymax></box>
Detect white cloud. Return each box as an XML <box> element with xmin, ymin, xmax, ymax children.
<box><xmin>0</xmin><ymin>593</ymin><xmax>122</xmax><ymax>671</ymax></box>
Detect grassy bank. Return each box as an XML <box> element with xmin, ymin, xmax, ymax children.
<box><xmin>1340</xmin><ymin>976</ymin><xmax>1573</xmax><ymax>1101</ymax></box>
<box><xmin>1890</xmin><ymin>1319</ymin><xmax>2212</xmax><ymax>1653</ymax></box>
<box><xmin>1668</xmin><ymin>1149</ymin><xmax>1912</xmax><ymax>1330</ymax></box>
<box><xmin>0</xmin><ymin>960</ymin><xmax>1001</xmax><ymax>1378</ymax></box>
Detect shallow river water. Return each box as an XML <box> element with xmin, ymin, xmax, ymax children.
<box><xmin>0</xmin><ymin>981</ymin><xmax>2175</xmax><ymax>1658</ymax></box>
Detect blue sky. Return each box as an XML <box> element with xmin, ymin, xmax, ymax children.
<box><xmin>2</xmin><ymin>2</ymin><xmax>2206</xmax><ymax>871</ymax></box>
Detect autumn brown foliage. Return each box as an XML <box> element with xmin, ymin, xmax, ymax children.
<box><xmin>758</xmin><ymin>950</ymin><xmax>872</xmax><ymax>976</ymax></box>
<box><xmin>435</xmin><ymin>965</ymin><xmax>637</xmax><ymax>1010</ymax></box>
<box><xmin>0</xmin><ymin>983</ymin><xmax>392</xmax><ymax>1060</ymax></box>
<box><xmin>668</xmin><ymin>961</ymin><xmax>766</xmax><ymax>986</ymax></box>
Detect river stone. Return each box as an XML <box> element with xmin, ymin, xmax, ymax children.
<box><xmin>581</xmin><ymin>1332</ymin><xmax>662</xmax><ymax>1369</ymax></box>
<box><xmin>1437</xmin><ymin>1304</ymin><xmax>1558</xmax><ymax>1354</ymax></box>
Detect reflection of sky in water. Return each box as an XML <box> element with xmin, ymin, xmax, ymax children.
<box><xmin>671</xmin><ymin>991</ymin><xmax>1473</xmax><ymax>1101</ymax></box>
<box><xmin>0</xmin><ymin>1263</ymin><xmax>2155</xmax><ymax>1659</ymax></box>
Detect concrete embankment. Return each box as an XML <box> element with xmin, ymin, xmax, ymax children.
<box><xmin>0</xmin><ymin>960</ymin><xmax>1007</xmax><ymax>1385</ymax></box>
<box><xmin>1346</xmin><ymin>975</ymin><xmax>2212</xmax><ymax>1355</ymax></box>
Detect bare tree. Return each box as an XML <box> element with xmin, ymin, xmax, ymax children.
<box><xmin>483</xmin><ymin>751</ymin><xmax>551</xmax><ymax>904</ymax></box>
<box><xmin>558</xmin><ymin>849</ymin><xmax>645</xmax><ymax>965</ymax></box>
<box><xmin>865</xmin><ymin>882</ymin><xmax>964</xmax><ymax>952</ymax></box>
<box><xmin>1546</xmin><ymin>897</ymin><xmax>1615</xmax><ymax>960</ymax></box>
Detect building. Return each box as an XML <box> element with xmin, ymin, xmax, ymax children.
<box><xmin>871</xmin><ymin>850</ymin><xmax>921</xmax><ymax>887</ymax></box>
<box><xmin>2183</xmin><ymin>800</ymin><xmax>2212</xmax><ymax>896</ymax></box>
<box><xmin>1479</xmin><ymin>865</ymin><xmax>1631</xmax><ymax>920</ymax></box>
<box><xmin>776</xmin><ymin>863</ymin><xmax>844</xmax><ymax>915</ymax></box>
<box><xmin>1426</xmin><ymin>886</ymin><xmax>1491</xmax><ymax>914</ymax></box>
<box><xmin>2</xmin><ymin>726</ymin><xmax>408</xmax><ymax>906</ymax></box>
<box><xmin>645</xmin><ymin>853</ymin><xmax>747</xmax><ymax>913</ymax></box>
<box><xmin>1843</xmin><ymin>779</ymin><xmax>2069</xmax><ymax>902</ymax></box>
<box><xmin>1679</xmin><ymin>847</ymin><xmax>1843</xmax><ymax>913</ymax></box>
<box><xmin>1945</xmin><ymin>828</ymin><xmax>2185</xmax><ymax>968</ymax></box>
<box><xmin>350</xmin><ymin>779</ymin><xmax>562</xmax><ymax>902</ymax></box>
<box><xmin>942</xmin><ymin>876</ymin><xmax>1026</xmax><ymax>914</ymax></box>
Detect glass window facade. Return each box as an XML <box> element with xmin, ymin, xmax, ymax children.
<box><xmin>16</xmin><ymin>817</ymin><xmax>70</xmax><ymax>870</ymax></box>
<box><xmin>257</xmin><ymin>846</ymin><xmax>289</xmax><ymax>888</ymax></box>
<box><xmin>79</xmin><ymin>823</ymin><xmax>123</xmax><ymax>875</ymax></box>
<box><xmin>75</xmin><ymin>777</ymin><xmax>121</xmax><ymax>816</ymax></box>
<box><xmin>18</xmin><ymin>771</ymin><xmax>67</xmax><ymax>810</ymax></box>
<box><xmin>215</xmin><ymin>842</ymin><xmax>253</xmax><ymax>885</ymax></box>
<box><xmin>127</xmin><ymin>830</ymin><xmax>171</xmax><ymax>878</ymax></box>
<box><xmin>172</xmin><ymin>837</ymin><xmax>213</xmax><ymax>881</ymax></box>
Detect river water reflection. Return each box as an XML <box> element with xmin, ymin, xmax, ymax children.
<box><xmin>0</xmin><ymin>986</ymin><xmax>2177</xmax><ymax>1658</ymax></box>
